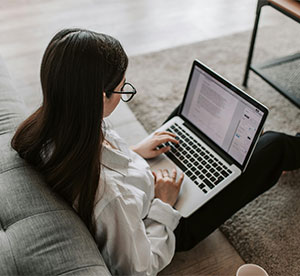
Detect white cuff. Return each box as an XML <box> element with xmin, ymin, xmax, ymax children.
<box><xmin>147</xmin><ymin>198</ymin><xmax>182</xmax><ymax>231</ymax></box>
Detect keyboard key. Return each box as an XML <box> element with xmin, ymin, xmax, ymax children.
<box><xmin>213</xmin><ymin>172</ymin><xmax>219</xmax><ymax>177</ymax></box>
<box><xmin>210</xmin><ymin>176</ymin><xmax>216</xmax><ymax>182</ymax></box>
<box><xmin>186</xmin><ymin>171</ymin><xmax>193</xmax><ymax>177</ymax></box>
<box><xmin>191</xmin><ymin>175</ymin><xmax>197</xmax><ymax>181</ymax></box>
<box><xmin>202</xmin><ymin>189</ymin><xmax>207</xmax><ymax>194</ymax></box>
<box><xmin>215</xmin><ymin>176</ymin><xmax>224</xmax><ymax>185</ymax></box>
<box><xmin>216</xmin><ymin>166</ymin><xmax>222</xmax><ymax>171</ymax></box>
<box><xmin>221</xmin><ymin>170</ymin><xmax>229</xmax><ymax>177</ymax></box>
<box><xmin>170</xmin><ymin>143</ymin><xmax>176</xmax><ymax>148</ymax></box>
<box><xmin>204</xmin><ymin>178</ymin><xmax>214</xmax><ymax>189</ymax></box>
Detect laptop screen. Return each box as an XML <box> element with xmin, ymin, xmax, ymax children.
<box><xmin>181</xmin><ymin>62</ymin><xmax>267</xmax><ymax>167</ymax></box>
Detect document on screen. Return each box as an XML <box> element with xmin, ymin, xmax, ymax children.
<box><xmin>187</xmin><ymin>75</ymin><xmax>238</xmax><ymax>147</ymax></box>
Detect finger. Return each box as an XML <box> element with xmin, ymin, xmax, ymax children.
<box><xmin>155</xmin><ymin>135</ymin><xmax>179</xmax><ymax>146</ymax></box>
<box><xmin>155</xmin><ymin>131</ymin><xmax>177</xmax><ymax>138</ymax></box>
<box><xmin>171</xmin><ymin>168</ymin><xmax>177</xmax><ymax>180</ymax></box>
<box><xmin>162</xmin><ymin>169</ymin><xmax>169</xmax><ymax>177</ymax></box>
<box><xmin>156</xmin><ymin>169</ymin><xmax>163</xmax><ymax>180</ymax></box>
<box><xmin>154</xmin><ymin>145</ymin><xmax>171</xmax><ymax>156</ymax></box>
<box><xmin>176</xmin><ymin>173</ymin><xmax>184</xmax><ymax>187</ymax></box>
<box><xmin>152</xmin><ymin>171</ymin><xmax>157</xmax><ymax>182</ymax></box>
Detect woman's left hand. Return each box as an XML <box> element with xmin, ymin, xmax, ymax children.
<box><xmin>130</xmin><ymin>131</ymin><xmax>179</xmax><ymax>159</ymax></box>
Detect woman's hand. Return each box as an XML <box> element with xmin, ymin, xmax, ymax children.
<box><xmin>130</xmin><ymin>131</ymin><xmax>179</xmax><ymax>159</ymax></box>
<box><xmin>152</xmin><ymin>169</ymin><xmax>184</xmax><ymax>207</ymax></box>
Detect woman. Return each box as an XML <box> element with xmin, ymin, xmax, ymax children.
<box><xmin>11</xmin><ymin>28</ymin><xmax>300</xmax><ymax>275</ymax></box>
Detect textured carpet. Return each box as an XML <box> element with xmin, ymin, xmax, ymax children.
<box><xmin>126</xmin><ymin>22</ymin><xmax>300</xmax><ymax>275</ymax></box>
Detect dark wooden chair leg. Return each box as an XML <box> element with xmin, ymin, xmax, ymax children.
<box><xmin>243</xmin><ymin>0</ymin><xmax>267</xmax><ymax>87</ymax></box>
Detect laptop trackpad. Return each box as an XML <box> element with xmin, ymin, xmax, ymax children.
<box><xmin>148</xmin><ymin>155</ymin><xmax>204</xmax><ymax>217</ymax></box>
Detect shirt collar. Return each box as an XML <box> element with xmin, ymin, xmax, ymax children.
<box><xmin>101</xmin><ymin>140</ymin><xmax>130</xmax><ymax>177</ymax></box>
<box><xmin>101</xmin><ymin>120</ymin><xmax>133</xmax><ymax>175</ymax></box>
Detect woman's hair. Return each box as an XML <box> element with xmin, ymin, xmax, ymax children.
<box><xmin>11</xmin><ymin>28</ymin><xmax>128</xmax><ymax>236</ymax></box>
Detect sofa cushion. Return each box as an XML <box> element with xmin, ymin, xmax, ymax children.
<box><xmin>0</xmin><ymin>57</ymin><xmax>26</xmax><ymax>135</ymax></box>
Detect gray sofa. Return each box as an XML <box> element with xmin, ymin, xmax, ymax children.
<box><xmin>0</xmin><ymin>56</ymin><xmax>111</xmax><ymax>275</ymax></box>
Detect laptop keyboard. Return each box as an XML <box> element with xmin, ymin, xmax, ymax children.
<box><xmin>159</xmin><ymin>123</ymin><xmax>233</xmax><ymax>194</ymax></box>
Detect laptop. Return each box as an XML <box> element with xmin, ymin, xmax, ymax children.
<box><xmin>146</xmin><ymin>60</ymin><xmax>269</xmax><ymax>217</ymax></box>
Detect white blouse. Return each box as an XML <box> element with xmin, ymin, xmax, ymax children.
<box><xmin>94</xmin><ymin>123</ymin><xmax>182</xmax><ymax>276</ymax></box>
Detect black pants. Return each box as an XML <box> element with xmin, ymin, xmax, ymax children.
<box><xmin>165</xmin><ymin>105</ymin><xmax>300</xmax><ymax>252</ymax></box>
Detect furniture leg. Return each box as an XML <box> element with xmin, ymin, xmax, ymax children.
<box><xmin>243</xmin><ymin>0</ymin><xmax>267</xmax><ymax>87</ymax></box>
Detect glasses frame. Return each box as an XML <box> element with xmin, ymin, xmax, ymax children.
<box><xmin>107</xmin><ymin>82</ymin><xmax>137</xmax><ymax>102</ymax></box>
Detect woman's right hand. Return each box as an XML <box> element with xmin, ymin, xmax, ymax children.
<box><xmin>152</xmin><ymin>169</ymin><xmax>184</xmax><ymax>207</ymax></box>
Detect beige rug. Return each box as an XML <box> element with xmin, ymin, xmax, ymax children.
<box><xmin>126</xmin><ymin>22</ymin><xmax>300</xmax><ymax>275</ymax></box>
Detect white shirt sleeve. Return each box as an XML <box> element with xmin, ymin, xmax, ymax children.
<box><xmin>95</xmin><ymin>192</ymin><xmax>181</xmax><ymax>276</ymax></box>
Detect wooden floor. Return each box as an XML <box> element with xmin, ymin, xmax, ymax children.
<box><xmin>0</xmin><ymin>0</ymin><xmax>286</xmax><ymax>110</ymax></box>
<box><xmin>0</xmin><ymin>1</ymin><xmax>287</xmax><ymax>275</ymax></box>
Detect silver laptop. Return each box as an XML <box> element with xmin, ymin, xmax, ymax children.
<box><xmin>147</xmin><ymin>60</ymin><xmax>269</xmax><ymax>217</ymax></box>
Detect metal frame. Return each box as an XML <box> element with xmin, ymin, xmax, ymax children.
<box><xmin>243</xmin><ymin>0</ymin><xmax>300</xmax><ymax>108</ymax></box>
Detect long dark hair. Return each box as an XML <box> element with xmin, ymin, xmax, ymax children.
<box><xmin>11</xmin><ymin>28</ymin><xmax>128</xmax><ymax>236</ymax></box>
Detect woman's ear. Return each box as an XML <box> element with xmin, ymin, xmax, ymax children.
<box><xmin>103</xmin><ymin>92</ymin><xmax>108</xmax><ymax>103</ymax></box>
<box><xmin>103</xmin><ymin>91</ymin><xmax>112</xmax><ymax>100</ymax></box>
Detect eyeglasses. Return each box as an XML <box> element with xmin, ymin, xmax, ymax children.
<box><xmin>107</xmin><ymin>82</ymin><xmax>137</xmax><ymax>102</ymax></box>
